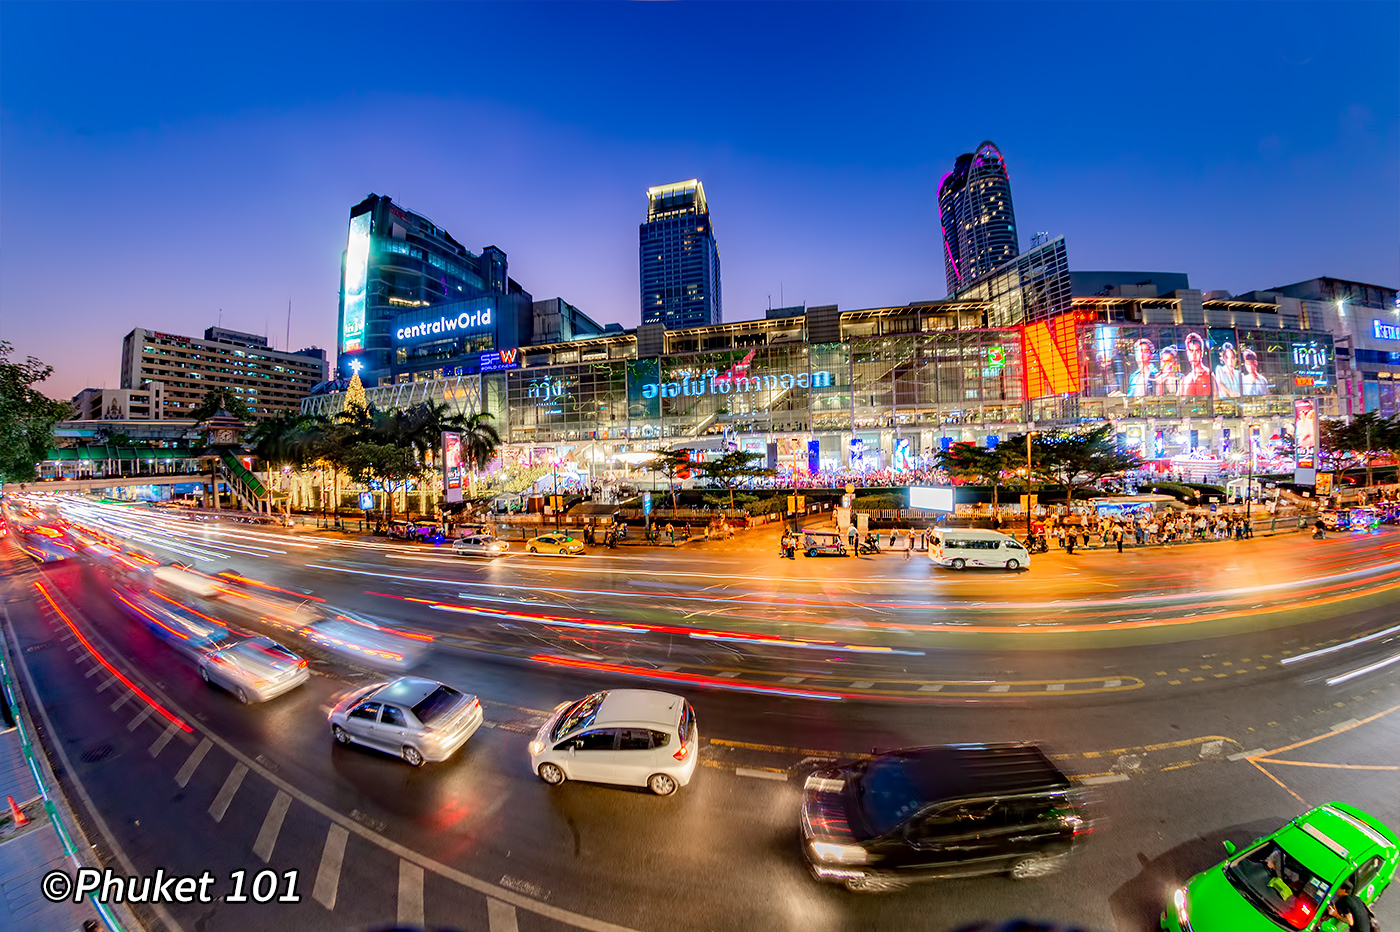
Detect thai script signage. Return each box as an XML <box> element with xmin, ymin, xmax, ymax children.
<box><xmin>638</xmin><ymin>368</ymin><xmax>833</xmax><ymax>399</ymax></box>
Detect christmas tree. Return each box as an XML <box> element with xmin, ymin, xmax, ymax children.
<box><xmin>345</xmin><ymin>371</ymin><xmax>367</xmax><ymax>414</ymax></box>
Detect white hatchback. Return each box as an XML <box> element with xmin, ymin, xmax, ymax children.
<box><xmin>528</xmin><ymin>689</ymin><xmax>698</xmax><ymax>796</ymax></box>
<box><xmin>451</xmin><ymin>535</ymin><xmax>509</xmax><ymax>557</ymax></box>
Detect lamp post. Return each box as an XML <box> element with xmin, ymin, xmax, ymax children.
<box><xmin>1024</xmin><ymin>428</ymin><xmax>1037</xmax><ymax>539</ymax></box>
<box><xmin>1245</xmin><ymin>428</ymin><xmax>1255</xmax><ymax>520</ymax></box>
<box><xmin>552</xmin><ymin>459</ymin><xmax>561</xmax><ymax>532</ymax></box>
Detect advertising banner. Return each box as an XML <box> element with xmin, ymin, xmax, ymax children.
<box><xmin>908</xmin><ymin>487</ymin><xmax>955</xmax><ymax>512</ymax></box>
<box><xmin>807</xmin><ymin>439</ymin><xmax>821</xmax><ymax>474</ymax></box>
<box><xmin>442</xmin><ymin>431</ymin><xmax>464</xmax><ymax>503</ymax></box>
<box><xmin>892</xmin><ymin>437</ymin><xmax>912</xmax><ymax>471</ymax></box>
<box><xmin>1293</xmin><ymin>397</ymin><xmax>1317</xmax><ymax>486</ymax></box>
<box><xmin>358</xmin><ymin>492</ymin><xmax>374</xmax><ymax>510</ymax></box>
<box><xmin>849</xmin><ymin>438</ymin><xmax>865</xmax><ymax>469</ymax></box>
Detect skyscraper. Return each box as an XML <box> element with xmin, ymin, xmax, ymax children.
<box><xmin>938</xmin><ymin>141</ymin><xmax>1020</xmax><ymax>295</ymax></box>
<box><xmin>640</xmin><ymin>180</ymin><xmax>722</xmax><ymax>328</ymax></box>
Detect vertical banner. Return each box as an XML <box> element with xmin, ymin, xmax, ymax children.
<box><xmin>1293</xmin><ymin>397</ymin><xmax>1317</xmax><ymax>486</ymax></box>
<box><xmin>849</xmin><ymin>438</ymin><xmax>865</xmax><ymax>469</ymax></box>
<box><xmin>807</xmin><ymin>439</ymin><xmax>821</xmax><ymax>474</ymax></box>
<box><xmin>442</xmin><ymin>431</ymin><xmax>464</xmax><ymax>503</ymax></box>
<box><xmin>892</xmin><ymin>437</ymin><xmax>912</xmax><ymax>471</ymax></box>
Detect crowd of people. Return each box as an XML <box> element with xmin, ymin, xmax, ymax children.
<box><xmin>1033</xmin><ymin>509</ymin><xmax>1255</xmax><ymax>552</ymax></box>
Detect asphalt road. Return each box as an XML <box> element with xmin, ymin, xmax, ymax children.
<box><xmin>3</xmin><ymin>505</ymin><xmax>1398</xmax><ymax>932</ymax></box>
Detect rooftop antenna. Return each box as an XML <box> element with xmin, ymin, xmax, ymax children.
<box><xmin>285</xmin><ymin>298</ymin><xmax>292</xmax><ymax>351</ymax></box>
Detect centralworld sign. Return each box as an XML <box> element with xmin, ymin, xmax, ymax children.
<box><xmin>395</xmin><ymin>308</ymin><xmax>493</xmax><ymax>343</ymax></box>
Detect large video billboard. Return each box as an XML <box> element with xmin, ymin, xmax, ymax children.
<box><xmin>442</xmin><ymin>431</ymin><xmax>463</xmax><ymax>503</ymax></box>
<box><xmin>341</xmin><ymin>213</ymin><xmax>371</xmax><ymax>354</ymax></box>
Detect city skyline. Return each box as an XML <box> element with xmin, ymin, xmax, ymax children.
<box><xmin>1</xmin><ymin>1</ymin><xmax>1396</xmax><ymax>399</ymax></box>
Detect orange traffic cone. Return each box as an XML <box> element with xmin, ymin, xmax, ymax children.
<box><xmin>7</xmin><ymin>796</ymin><xmax>27</xmax><ymax>826</ymax></box>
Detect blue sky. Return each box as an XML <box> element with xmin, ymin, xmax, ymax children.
<box><xmin>2</xmin><ymin>1</ymin><xmax>1396</xmax><ymax>397</ymax></box>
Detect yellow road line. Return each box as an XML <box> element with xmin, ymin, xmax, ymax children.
<box><xmin>1253</xmin><ymin>702</ymin><xmax>1400</xmax><ymax>760</ymax></box>
<box><xmin>1254</xmin><ymin>760</ymin><xmax>1399</xmax><ymax>771</ymax></box>
<box><xmin>1249</xmin><ymin>758</ymin><xmax>1307</xmax><ymax>806</ymax></box>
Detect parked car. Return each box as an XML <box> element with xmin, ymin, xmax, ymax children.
<box><xmin>528</xmin><ymin>689</ymin><xmax>698</xmax><ymax>795</ymax></box>
<box><xmin>800</xmin><ymin>530</ymin><xmax>848</xmax><ymax>557</ymax></box>
<box><xmin>197</xmin><ymin>635</ymin><xmax>309</xmax><ymax>703</ymax></box>
<box><xmin>801</xmin><ymin>743</ymin><xmax>1088</xmax><ymax>892</ymax></box>
<box><xmin>929</xmin><ymin>529</ymin><xmax>1031</xmax><ymax>571</ymax></box>
<box><xmin>1161</xmin><ymin>802</ymin><xmax>1397</xmax><ymax>932</ymax></box>
<box><xmin>451</xmin><ymin>535</ymin><xmax>510</xmax><ymax>558</ymax></box>
<box><xmin>526</xmin><ymin>533</ymin><xmax>585</xmax><ymax>556</ymax></box>
<box><xmin>328</xmin><ymin>677</ymin><xmax>483</xmax><ymax>766</ymax></box>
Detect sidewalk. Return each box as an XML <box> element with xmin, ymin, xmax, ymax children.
<box><xmin>0</xmin><ymin>619</ymin><xmax>117</xmax><ymax>932</ymax></box>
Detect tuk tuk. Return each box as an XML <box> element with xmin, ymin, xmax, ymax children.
<box><xmin>801</xmin><ymin>530</ymin><xmax>849</xmax><ymax>557</ymax></box>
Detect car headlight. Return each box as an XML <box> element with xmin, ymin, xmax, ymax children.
<box><xmin>810</xmin><ymin>841</ymin><xmax>868</xmax><ymax>865</ymax></box>
<box><xmin>528</xmin><ymin>740</ymin><xmax>544</xmax><ymax>756</ymax></box>
<box><xmin>1173</xmin><ymin>887</ymin><xmax>1190</xmax><ymax>928</ymax></box>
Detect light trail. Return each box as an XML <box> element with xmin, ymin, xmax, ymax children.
<box><xmin>1280</xmin><ymin>623</ymin><xmax>1400</xmax><ymax>665</ymax></box>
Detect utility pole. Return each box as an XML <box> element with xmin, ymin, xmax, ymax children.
<box><xmin>1024</xmin><ymin>429</ymin><xmax>1036</xmax><ymax>539</ymax></box>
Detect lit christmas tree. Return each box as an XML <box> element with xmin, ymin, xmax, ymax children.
<box><xmin>344</xmin><ymin>371</ymin><xmax>367</xmax><ymax>414</ymax></box>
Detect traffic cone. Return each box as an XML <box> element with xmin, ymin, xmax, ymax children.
<box><xmin>7</xmin><ymin>796</ymin><xmax>27</xmax><ymax>826</ymax></box>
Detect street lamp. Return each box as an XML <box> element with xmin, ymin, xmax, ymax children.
<box><xmin>552</xmin><ymin>458</ymin><xmax>562</xmax><ymax>531</ymax></box>
<box><xmin>1024</xmin><ymin>428</ymin><xmax>1037</xmax><ymax>540</ymax></box>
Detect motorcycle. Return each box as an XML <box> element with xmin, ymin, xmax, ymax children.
<box><xmin>857</xmin><ymin>541</ymin><xmax>881</xmax><ymax>555</ymax></box>
<box><xmin>1023</xmin><ymin>534</ymin><xmax>1049</xmax><ymax>554</ymax></box>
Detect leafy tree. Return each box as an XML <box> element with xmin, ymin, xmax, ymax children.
<box><xmin>1031</xmin><ymin>424</ymin><xmax>1140</xmax><ymax>500</ymax></box>
<box><xmin>0</xmin><ymin>341</ymin><xmax>72</xmax><ymax>485</ymax></box>
<box><xmin>337</xmin><ymin>441</ymin><xmax>427</xmax><ymax>523</ymax></box>
<box><xmin>936</xmin><ymin>441</ymin><xmax>1014</xmax><ymax>511</ymax></box>
<box><xmin>456</xmin><ymin>412</ymin><xmax>501</xmax><ymax>473</ymax></box>
<box><xmin>645</xmin><ymin>448</ymin><xmax>694</xmax><ymax>509</ymax></box>
<box><xmin>246</xmin><ymin>412</ymin><xmax>319</xmax><ymax>471</ymax></box>
<box><xmin>1322</xmin><ymin>412</ymin><xmax>1400</xmax><ymax>487</ymax></box>
<box><xmin>694</xmin><ymin>450</ymin><xmax>774</xmax><ymax>509</ymax></box>
<box><xmin>190</xmin><ymin>386</ymin><xmax>252</xmax><ymax>422</ymax></box>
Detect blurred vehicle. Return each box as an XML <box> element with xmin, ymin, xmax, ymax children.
<box><xmin>1161</xmin><ymin>802</ymin><xmax>1397</xmax><ymax>932</ymax></box>
<box><xmin>801</xmin><ymin>743</ymin><xmax>1087</xmax><ymax>892</ymax></box>
<box><xmin>15</xmin><ymin>522</ymin><xmax>76</xmax><ymax>563</ymax></box>
<box><xmin>1347</xmin><ymin>507</ymin><xmax>1378</xmax><ymax>531</ymax></box>
<box><xmin>113</xmin><ymin>586</ymin><xmax>231</xmax><ymax>652</ymax></box>
<box><xmin>328</xmin><ymin>676</ymin><xmax>483</xmax><ymax>766</ymax></box>
<box><xmin>1319</xmin><ymin>510</ymin><xmax>1350</xmax><ymax>532</ymax></box>
<box><xmin>930</xmin><ymin>529</ymin><xmax>1031</xmax><ymax>571</ymax></box>
<box><xmin>451</xmin><ymin>534</ymin><xmax>510</xmax><ymax>558</ymax></box>
<box><xmin>526</xmin><ymin>533</ymin><xmax>584</xmax><ymax>556</ymax></box>
<box><xmin>800</xmin><ymin>531</ymin><xmax>848</xmax><ymax>557</ymax></box>
<box><xmin>386</xmin><ymin>519</ymin><xmax>445</xmax><ymax>543</ymax></box>
<box><xmin>529</xmin><ymin>689</ymin><xmax>698</xmax><ymax>796</ymax></box>
<box><xmin>257</xmin><ymin>601</ymin><xmax>429</xmax><ymax>671</ymax></box>
<box><xmin>198</xmin><ymin>635</ymin><xmax>309</xmax><ymax>703</ymax></box>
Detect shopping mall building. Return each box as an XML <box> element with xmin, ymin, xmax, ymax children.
<box><xmin>307</xmin><ymin>244</ymin><xmax>1393</xmax><ymax>482</ymax></box>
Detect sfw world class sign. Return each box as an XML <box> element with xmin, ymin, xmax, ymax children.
<box><xmin>638</xmin><ymin>368</ymin><xmax>832</xmax><ymax>399</ymax></box>
<box><xmin>394</xmin><ymin>308</ymin><xmax>492</xmax><ymax>343</ymax></box>
<box><xmin>479</xmin><ymin>348</ymin><xmax>519</xmax><ymax>372</ymax></box>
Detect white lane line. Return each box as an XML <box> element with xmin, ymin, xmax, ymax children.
<box><xmin>1046</xmin><ymin>683</ymin><xmax>1066</xmax><ymax>691</ymax></box>
<box><xmin>313</xmin><ymin>824</ymin><xmax>349</xmax><ymax>910</ymax></box>
<box><xmin>253</xmin><ymin>792</ymin><xmax>292</xmax><ymax>863</ymax></box>
<box><xmin>109</xmin><ymin>690</ymin><xmax>134</xmax><ymax>711</ymax></box>
<box><xmin>779</xmin><ymin>676</ymin><xmax>805</xmax><ymax>684</ymax></box>
<box><xmin>1228</xmin><ymin>748</ymin><xmax>1267</xmax><ymax>761</ymax></box>
<box><xmin>66</xmin><ymin>643</ymin><xmax>79</xmax><ymax>651</ymax></box>
<box><xmin>714</xmin><ymin>671</ymin><xmax>740</xmax><ymax>678</ymax></box>
<box><xmin>1104</xmin><ymin>679</ymin><xmax>1123</xmax><ymax>688</ymax></box>
<box><xmin>1332</xmin><ymin>719</ymin><xmax>1362</xmax><ymax>730</ymax></box>
<box><xmin>83</xmin><ymin>665</ymin><xmax>101</xmax><ymax>678</ymax></box>
<box><xmin>1081</xmin><ymin>774</ymin><xmax>1131</xmax><ymax>785</ymax></box>
<box><xmin>208</xmin><ymin>763</ymin><xmax>247</xmax><ymax>822</ymax></box>
<box><xmin>1282</xmin><ymin>623</ymin><xmax>1400</xmax><ymax>665</ymax></box>
<box><xmin>175</xmin><ymin>738</ymin><xmax>212</xmax><ymax>788</ymax></box>
<box><xmin>849</xmin><ymin>681</ymin><xmax>874</xmax><ymax>689</ymax></box>
<box><xmin>988</xmin><ymin>685</ymin><xmax>1010</xmax><ymax>693</ymax></box>
<box><xmin>149</xmin><ymin>722</ymin><xmax>180</xmax><ymax>758</ymax></box>
<box><xmin>917</xmin><ymin>684</ymin><xmax>943</xmax><ymax>692</ymax></box>
<box><xmin>488</xmin><ymin>899</ymin><xmax>520</xmax><ymax>932</ymax></box>
<box><xmin>398</xmin><ymin>860</ymin><xmax>424</xmax><ymax>927</ymax></box>
<box><xmin>127</xmin><ymin>705</ymin><xmax>155</xmax><ymax>731</ymax></box>
<box><xmin>95</xmin><ymin>674</ymin><xmax>118</xmax><ymax>692</ymax></box>
<box><xmin>735</xmin><ymin>768</ymin><xmax>788</xmax><ymax>782</ymax></box>
<box><xmin>1326</xmin><ymin>652</ymin><xmax>1400</xmax><ymax>687</ymax></box>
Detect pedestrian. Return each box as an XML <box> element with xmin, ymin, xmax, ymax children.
<box><xmin>665</xmin><ymin>521</ymin><xmax>674</xmax><ymax>544</ymax></box>
<box><xmin>1066</xmin><ymin>531</ymin><xmax>1076</xmax><ymax>555</ymax></box>
<box><xmin>1326</xmin><ymin>881</ymin><xmax>1372</xmax><ymax>932</ymax></box>
<box><xmin>889</xmin><ymin>530</ymin><xmax>896</xmax><ymax>548</ymax></box>
<box><xmin>1115</xmin><ymin>527</ymin><xmax>1124</xmax><ymax>553</ymax></box>
<box><xmin>904</xmin><ymin>541</ymin><xmax>912</xmax><ymax>561</ymax></box>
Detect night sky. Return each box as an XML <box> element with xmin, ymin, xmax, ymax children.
<box><xmin>2</xmin><ymin>2</ymin><xmax>1396</xmax><ymax>399</ymax></box>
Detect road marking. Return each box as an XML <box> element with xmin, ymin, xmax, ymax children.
<box><xmin>110</xmin><ymin>690</ymin><xmax>134</xmax><ymax>711</ymax></box>
<box><xmin>1080</xmin><ymin>774</ymin><xmax>1130</xmax><ymax>785</ymax></box>
<box><xmin>488</xmin><ymin>899</ymin><xmax>519</xmax><ymax>932</ymax></box>
<box><xmin>735</xmin><ymin>767</ymin><xmax>787</xmax><ymax>782</ymax></box>
<box><xmin>1333</xmin><ymin>718</ymin><xmax>1362</xmax><ymax>730</ymax></box>
<box><xmin>83</xmin><ymin>665</ymin><xmax>101</xmax><ymax>678</ymax></box>
<box><xmin>988</xmin><ymin>685</ymin><xmax>1010</xmax><ymax>692</ymax></box>
<box><xmin>150</xmin><ymin>722</ymin><xmax>180</xmax><ymax>758</ymax></box>
<box><xmin>1259</xmin><ymin>760</ymin><xmax>1399</xmax><ymax>771</ymax></box>
<box><xmin>779</xmin><ymin>676</ymin><xmax>805</xmax><ymax>684</ymax></box>
<box><xmin>127</xmin><ymin>705</ymin><xmax>155</xmax><ymax>731</ymax></box>
<box><xmin>1104</xmin><ymin>679</ymin><xmax>1123</xmax><ymax>688</ymax></box>
<box><xmin>713</xmin><ymin>671</ymin><xmax>740</xmax><ymax>678</ymax></box>
<box><xmin>398</xmin><ymin>860</ymin><xmax>424</xmax><ymax>927</ymax></box>
<box><xmin>209</xmin><ymin>763</ymin><xmax>247</xmax><ymax>822</ymax></box>
<box><xmin>313</xmin><ymin>824</ymin><xmax>349</xmax><ymax>909</ymax></box>
<box><xmin>917</xmin><ymin>684</ymin><xmax>942</xmax><ymax>692</ymax></box>
<box><xmin>175</xmin><ymin>737</ymin><xmax>212</xmax><ymax>788</ymax></box>
<box><xmin>849</xmin><ymin>681</ymin><xmax>874</xmax><ymax>688</ymax></box>
<box><xmin>95</xmin><ymin>674</ymin><xmax>118</xmax><ymax>692</ymax></box>
<box><xmin>253</xmin><ymin>791</ymin><xmax>292</xmax><ymax>862</ymax></box>
<box><xmin>1228</xmin><ymin>748</ymin><xmax>1266</xmax><ymax>761</ymax></box>
<box><xmin>1046</xmin><ymin>683</ymin><xmax>1065</xmax><ymax>691</ymax></box>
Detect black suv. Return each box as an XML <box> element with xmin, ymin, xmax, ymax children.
<box><xmin>800</xmin><ymin>743</ymin><xmax>1089</xmax><ymax>892</ymax></box>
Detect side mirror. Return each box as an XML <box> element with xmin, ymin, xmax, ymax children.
<box><xmin>1222</xmin><ymin>840</ymin><xmax>1237</xmax><ymax>855</ymax></box>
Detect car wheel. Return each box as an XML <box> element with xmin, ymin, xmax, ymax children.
<box><xmin>951</xmin><ymin>558</ymin><xmax>966</xmax><ymax>570</ymax></box>
<box><xmin>807</xmin><ymin>549</ymin><xmax>818</xmax><ymax>558</ymax></box>
<box><xmin>236</xmin><ymin>687</ymin><xmax>250</xmax><ymax>704</ymax></box>
<box><xmin>1009</xmin><ymin>853</ymin><xmax>1068</xmax><ymax>879</ymax></box>
<box><xmin>648</xmin><ymin>773</ymin><xmax>678</xmax><ymax>796</ymax></box>
<box><xmin>527</xmin><ymin>545</ymin><xmax>537</xmax><ymax>553</ymax></box>
<box><xmin>1006</xmin><ymin>558</ymin><xmax>1020</xmax><ymax>571</ymax></box>
<box><xmin>538</xmin><ymin>762</ymin><xmax>565</xmax><ymax>785</ymax></box>
<box><xmin>332</xmin><ymin>725</ymin><xmax>351</xmax><ymax>746</ymax></box>
<box><xmin>401</xmin><ymin>746</ymin><xmax>424</xmax><ymax>767</ymax></box>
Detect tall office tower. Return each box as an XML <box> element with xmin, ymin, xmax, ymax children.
<box><xmin>640</xmin><ymin>180</ymin><xmax>722</xmax><ymax>328</ymax></box>
<box><xmin>938</xmin><ymin>141</ymin><xmax>1020</xmax><ymax>295</ymax></box>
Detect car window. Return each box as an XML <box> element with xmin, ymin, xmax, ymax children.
<box><xmin>620</xmin><ymin>728</ymin><xmax>658</xmax><ymax>750</ymax></box>
<box><xmin>677</xmin><ymin>702</ymin><xmax>694</xmax><ymax>745</ymax></box>
<box><xmin>1354</xmin><ymin>856</ymin><xmax>1384</xmax><ymax>889</ymax></box>
<box><xmin>381</xmin><ymin>705</ymin><xmax>408</xmax><ymax>727</ymax></box>
<box><xmin>650</xmin><ymin>729</ymin><xmax>671</xmax><ymax>748</ymax></box>
<box><xmin>1225</xmin><ymin>841</ymin><xmax>1332</xmax><ymax>930</ymax></box>
<box><xmin>567</xmin><ymin>728</ymin><xmax>617</xmax><ymax>752</ymax></box>
<box><xmin>349</xmin><ymin>702</ymin><xmax>381</xmax><ymax>721</ymax></box>
<box><xmin>552</xmin><ymin>692</ymin><xmax>606</xmax><ymax>741</ymax></box>
<box><xmin>411</xmin><ymin>685</ymin><xmax>463</xmax><ymax>724</ymax></box>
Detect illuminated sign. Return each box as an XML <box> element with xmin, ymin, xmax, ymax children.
<box><xmin>395</xmin><ymin>308</ymin><xmax>492</xmax><ymax>343</ymax></box>
<box><xmin>639</xmin><ymin>368</ymin><xmax>832</xmax><ymax>399</ymax></box>
<box><xmin>442</xmin><ymin>431</ymin><xmax>463</xmax><ymax>503</ymax></box>
<box><xmin>341</xmin><ymin>213</ymin><xmax>371</xmax><ymax>353</ymax></box>
<box><xmin>1374</xmin><ymin>320</ymin><xmax>1400</xmax><ymax>341</ymax></box>
<box><xmin>1023</xmin><ymin>313</ymin><xmax>1085</xmax><ymax>399</ymax></box>
<box><xmin>479</xmin><ymin>348</ymin><xmax>519</xmax><ymax>372</ymax></box>
<box><xmin>909</xmin><ymin>486</ymin><xmax>954</xmax><ymax>512</ymax></box>
<box><xmin>986</xmin><ymin>345</ymin><xmax>1005</xmax><ymax>369</ymax></box>
<box><xmin>1294</xmin><ymin>397</ymin><xmax>1317</xmax><ymax>470</ymax></box>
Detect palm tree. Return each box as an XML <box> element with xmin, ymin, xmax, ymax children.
<box><xmin>246</xmin><ymin>412</ymin><xmax>317</xmax><ymax>471</ymax></box>
<box><xmin>457</xmin><ymin>412</ymin><xmax>501</xmax><ymax>473</ymax></box>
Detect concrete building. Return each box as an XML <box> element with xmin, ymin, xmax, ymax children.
<box><xmin>939</xmin><ymin>142</ymin><xmax>1020</xmax><ymax>295</ymax></box>
<box><xmin>640</xmin><ymin>180</ymin><xmax>723</xmax><ymax>329</ymax></box>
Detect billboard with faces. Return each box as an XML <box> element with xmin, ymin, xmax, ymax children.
<box><xmin>1082</xmin><ymin>326</ymin><xmax>1216</xmax><ymax>398</ymax></box>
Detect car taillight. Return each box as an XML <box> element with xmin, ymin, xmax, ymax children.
<box><xmin>297</xmin><ymin>660</ymin><xmax>309</xmax><ymax>668</ymax></box>
<box><xmin>673</xmin><ymin>744</ymin><xmax>689</xmax><ymax>761</ymax></box>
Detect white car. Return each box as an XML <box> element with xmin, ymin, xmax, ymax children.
<box><xmin>528</xmin><ymin>689</ymin><xmax>699</xmax><ymax>796</ymax></box>
<box><xmin>328</xmin><ymin>677</ymin><xmax>483</xmax><ymax>767</ymax></box>
<box><xmin>198</xmin><ymin>636</ymin><xmax>309</xmax><ymax>703</ymax></box>
<box><xmin>451</xmin><ymin>535</ymin><xmax>510</xmax><ymax>557</ymax></box>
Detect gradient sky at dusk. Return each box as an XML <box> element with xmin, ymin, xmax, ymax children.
<box><xmin>2</xmin><ymin>2</ymin><xmax>1396</xmax><ymax>399</ymax></box>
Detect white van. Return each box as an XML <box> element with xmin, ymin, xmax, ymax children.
<box><xmin>929</xmin><ymin>529</ymin><xmax>1030</xmax><ymax>571</ymax></box>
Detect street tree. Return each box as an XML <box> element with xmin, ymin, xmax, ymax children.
<box><xmin>936</xmin><ymin>441</ymin><xmax>1014</xmax><ymax>511</ymax></box>
<box><xmin>694</xmin><ymin>450</ymin><xmax>774</xmax><ymax>510</ymax></box>
<box><xmin>0</xmin><ymin>341</ymin><xmax>72</xmax><ymax>485</ymax></box>
<box><xmin>1033</xmin><ymin>424</ymin><xmax>1140</xmax><ymax>501</ymax></box>
<box><xmin>337</xmin><ymin>441</ymin><xmax>427</xmax><ymax>524</ymax></box>
<box><xmin>646</xmin><ymin>448</ymin><xmax>693</xmax><ymax>510</ymax></box>
<box><xmin>190</xmin><ymin>386</ymin><xmax>253</xmax><ymax>422</ymax></box>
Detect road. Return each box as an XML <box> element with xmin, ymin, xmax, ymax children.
<box><xmin>2</xmin><ymin>504</ymin><xmax>1398</xmax><ymax>932</ymax></box>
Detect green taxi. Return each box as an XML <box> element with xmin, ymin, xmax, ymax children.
<box><xmin>1163</xmin><ymin>803</ymin><xmax>1396</xmax><ymax>931</ymax></box>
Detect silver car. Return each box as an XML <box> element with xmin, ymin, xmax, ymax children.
<box><xmin>197</xmin><ymin>636</ymin><xmax>309</xmax><ymax>703</ymax></box>
<box><xmin>328</xmin><ymin>677</ymin><xmax>483</xmax><ymax>766</ymax></box>
<box><xmin>451</xmin><ymin>534</ymin><xmax>510</xmax><ymax>557</ymax></box>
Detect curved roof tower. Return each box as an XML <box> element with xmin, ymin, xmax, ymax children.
<box><xmin>938</xmin><ymin>141</ymin><xmax>1020</xmax><ymax>295</ymax></box>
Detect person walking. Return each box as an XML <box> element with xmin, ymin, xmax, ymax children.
<box><xmin>904</xmin><ymin>537</ymin><xmax>912</xmax><ymax>561</ymax></box>
<box><xmin>665</xmin><ymin>521</ymin><xmax>675</xmax><ymax>544</ymax></box>
<box><xmin>1114</xmin><ymin>526</ymin><xmax>1124</xmax><ymax>553</ymax></box>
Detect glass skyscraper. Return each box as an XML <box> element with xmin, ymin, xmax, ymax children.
<box><xmin>639</xmin><ymin>179</ymin><xmax>722</xmax><ymax>329</ymax></box>
<box><xmin>938</xmin><ymin>141</ymin><xmax>1020</xmax><ymax>295</ymax></box>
